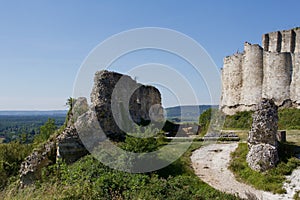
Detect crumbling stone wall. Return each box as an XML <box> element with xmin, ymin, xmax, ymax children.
<box><xmin>20</xmin><ymin>97</ymin><xmax>90</xmax><ymax>186</ymax></box>
<box><xmin>246</xmin><ymin>99</ymin><xmax>279</xmax><ymax>172</ymax></box>
<box><xmin>20</xmin><ymin>141</ymin><xmax>56</xmax><ymax>187</ymax></box>
<box><xmin>20</xmin><ymin>70</ymin><xmax>164</xmax><ymax>186</ymax></box>
<box><xmin>91</xmin><ymin>70</ymin><xmax>164</xmax><ymax>140</ymax></box>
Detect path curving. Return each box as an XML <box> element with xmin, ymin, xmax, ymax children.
<box><xmin>191</xmin><ymin>142</ymin><xmax>300</xmax><ymax>200</ymax></box>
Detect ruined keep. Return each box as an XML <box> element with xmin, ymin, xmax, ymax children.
<box><xmin>91</xmin><ymin>70</ymin><xmax>164</xmax><ymax>140</ymax></box>
<box><xmin>221</xmin><ymin>27</ymin><xmax>300</xmax><ymax>115</ymax></box>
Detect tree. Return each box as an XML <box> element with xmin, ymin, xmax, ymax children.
<box><xmin>198</xmin><ymin>108</ymin><xmax>214</xmax><ymax>135</ymax></box>
<box><xmin>66</xmin><ymin>97</ymin><xmax>76</xmax><ymax>110</ymax></box>
<box><xmin>34</xmin><ymin>118</ymin><xmax>57</xmax><ymax>144</ymax></box>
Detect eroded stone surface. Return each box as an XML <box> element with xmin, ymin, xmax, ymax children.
<box><xmin>56</xmin><ymin>126</ymin><xmax>89</xmax><ymax>164</ymax></box>
<box><xmin>247</xmin><ymin>99</ymin><xmax>279</xmax><ymax>172</ymax></box>
<box><xmin>246</xmin><ymin>144</ymin><xmax>279</xmax><ymax>172</ymax></box>
<box><xmin>248</xmin><ymin>99</ymin><xmax>278</xmax><ymax>147</ymax></box>
<box><xmin>20</xmin><ymin>141</ymin><xmax>56</xmax><ymax>187</ymax></box>
<box><xmin>20</xmin><ymin>70</ymin><xmax>164</xmax><ymax>186</ymax></box>
<box><xmin>90</xmin><ymin>70</ymin><xmax>164</xmax><ymax>140</ymax></box>
<box><xmin>221</xmin><ymin>27</ymin><xmax>300</xmax><ymax>115</ymax></box>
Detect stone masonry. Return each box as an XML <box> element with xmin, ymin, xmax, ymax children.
<box><xmin>20</xmin><ymin>70</ymin><xmax>164</xmax><ymax>186</ymax></box>
<box><xmin>246</xmin><ymin>99</ymin><xmax>279</xmax><ymax>172</ymax></box>
<box><xmin>221</xmin><ymin>27</ymin><xmax>300</xmax><ymax>115</ymax></box>
<box><xmin>91</xmin><ymin>70</ymin><xmax>164</xmax><ymax>140</ymax></box>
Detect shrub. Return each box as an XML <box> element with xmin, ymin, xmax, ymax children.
<box><xmin>0</xmin><ymin>142</ymin><xmax>32</xmax><ymax>189</ymax></box>
<box><xmin>223</xmin><ymin>111</ymin><xmax>253</xmax><ymax>130</ymax></box>
<box><xmin>33</xmin><ymin>118</ymin><xmax>57</xmax><ymax>145</ymax></box>
<box><xmin>198</xmin><ymin>108</ymin><xmax>221</xmax><ymax>135</ymax></box>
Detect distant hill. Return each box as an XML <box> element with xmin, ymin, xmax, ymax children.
<box><xmin>0</xmin><ymin>110</ymin><xmax>67</xmax><ymax>116</ymax></box>
<box><xmin>165</xmin><ymin>105</ymin><xmax>218</xmax><ymax>123</ymax></box>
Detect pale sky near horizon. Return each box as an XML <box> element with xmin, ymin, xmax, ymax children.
<box><xmin>1</xmin><ymin>0</ymin><xmax>300</xmax><ymax>110</ymax></box>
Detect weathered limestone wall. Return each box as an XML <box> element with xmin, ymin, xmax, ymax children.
<box><xmin>221</xmin><ymin>27</ymin><xmax>300</xmax><ymax>115</ymax></box>
<box><xmin>291</xmin><ymin>53</ymin><xmax>300</xmax><ymax>107</ymax></box>
<box><xmin>221</xmin><ymin>53</ymin><xmax>243</xmax><ymax>108</ymax></box>
<box><xmin>263</xmin><ymin>28</ymin><xmax>300</xmax><ymax>53</ymax></box>
<box><xmin>240</xmin><ymin>43</ymin><xmax>263</xmax><ymax>106</ymax></box>
<box><xmin>281</xmin><ymin>30</ymin><xmax>294</xmax><ymax>52</ymax></box>
<box><xmin>262</xmin><ymin>52</ymin><xmax>292</xmax><ymax>106</ymax></box>
<box><xmin>295</xmin><ymin>29</ymin><xmax>300</xmax><ymax>53</ymax></box>
<box><xmin>268</xmin><ymin>31</ymin><xmax>281</xmax><ymax>52</ymax></box>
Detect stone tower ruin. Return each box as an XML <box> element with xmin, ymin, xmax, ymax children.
<box><xmin>220</xmin><ymin>27</ymin><xmax>300</xmax><ymax>115</ymax></box>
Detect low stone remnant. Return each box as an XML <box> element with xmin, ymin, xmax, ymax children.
<box><xmin>20</xmin><ymin>141</ymin><xmax>56</xmax><ymax>187</ymax></box>
<box><xmin>246</xmin><ymin>98</ymin><xmax>279</xmax><ymax>172</ymax></box>
<box><xmin>247</xmin><ymin>143</ymin><xmax>279</xmax><ymax>172</ymax></box>
<box><xmin>74</xmin><ymin>109</ymin><xmax>107</xmax><ymax>151</ymax></box>
<box><xmin>56</xmin><ymin>126</ymin><xmax>89</xmax><ymax>164</ymax></box>
<box><xmin>70</xmin><ymin>97</ymin><xmax>89</xmax><ymax>125</ymax></box>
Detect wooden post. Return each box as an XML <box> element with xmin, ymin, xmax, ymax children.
<box><xmin>277</xmin><ymin>130</ymin><xmax>286</xmax><ymax>142</ymax></box>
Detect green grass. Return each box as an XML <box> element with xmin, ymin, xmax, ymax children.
<box><xmin>286</xmin><ymin>130</ymin><xmax>300</xmax><ymax>145</ymax></box>
<box><xmin>278</xmin><ymin>108</ymin><xmax>300</xmax><ymax>130</ymax></box>
<box><xmin>229</xmin><ymin>143</ymin><xmax>300</xmax><ymax>194</ymax></box>
<box><xmin>294</xmin><ymin>190</ymin><xmax>300</xmax><ymax>200</ymax></box>
<box><xmin>0</xmin><ymin>141</ymin><xmax>240</xmax><ymax>200</ymax></box>
<box><xmin>0</xmin><ymin>142</ymin><xmax>33</xmax><ymax>189</ymax></box>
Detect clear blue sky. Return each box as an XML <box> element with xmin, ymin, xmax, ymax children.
<box><xmin>1</xmin><ymin>0</ymin><xmax>300</xmax><ymax>110</ymax></box>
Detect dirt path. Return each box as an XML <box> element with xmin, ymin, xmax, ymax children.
<box><xmin>191</xmin><ymin>142</ymin><xmax>300</xmax><ymax>200</ymax></box>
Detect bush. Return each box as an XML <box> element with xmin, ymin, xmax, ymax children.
<box><xmin>223</xmin><ymin>111</ymin><xmax>253</xmax><ymax>130</ymax></box>
<box><xmin>33</xmin><ymin>118</ymin><xmax>57</xmax><ymax>145</ymax></box>
<box><xmin>0</xmin><ymin>142</ymin><xmax>32</xmax><ymax>189</ymax></box>
<box><xmin>198</xmin><ymin>108</ymin><xmax>221</xmax><ymax>135</ymax></box>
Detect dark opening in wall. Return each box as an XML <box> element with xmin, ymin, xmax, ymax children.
<box><xmin>277</xmin><ymin>32</ymin><xmax>282</xmax><ymax>52</ymax></box>
<box><xmin>263</xmin><ymin>34</ymin><xmax>269</xmax><ymax>51</ymax></box>
<box><xmin>291</xmin><ymin>30</ymin><xmax>296</xmax><ymax>53</ymax></box>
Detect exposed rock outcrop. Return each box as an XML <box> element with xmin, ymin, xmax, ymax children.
<box><xmin>246</xmin><ymin>99</ymin><xmax>279</xmax><ymax>172</ymax></box>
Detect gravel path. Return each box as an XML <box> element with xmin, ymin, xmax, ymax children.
<box><xmin>191</xmin><ymin>142</ymin><xmax>300</xmax><ymax>200</ymax></box>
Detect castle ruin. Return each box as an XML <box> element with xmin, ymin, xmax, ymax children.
<box><xmin>221</xmin><ymin>27</ymin><xmax>300</xmax><ymax>115</ymax></box>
